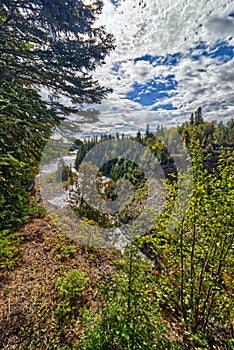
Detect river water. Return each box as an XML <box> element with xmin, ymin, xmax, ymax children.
<box><xmin>38</xmin><ymin>152</ymin><xmax>131</xmax><ymax>250</ymax></box>
<box><xmin>38</xmin><ymin>150</ymin><xmax>165</xmax><ymax>250</ymax></box>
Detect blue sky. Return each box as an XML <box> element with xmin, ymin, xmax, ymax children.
<box><xmin>125</xmin><ymin>75</ymin><xmax>178</xmax><ymax>109</ymax></box>
<box><xmin>82</xmin><ymin>0</ymin><xmax>234</xmax><ymax>135</ymax></box>
<box><xmin>124</xmin><ymin>42</ymin><xmax>234</xmax><ymax>111</ymax></box>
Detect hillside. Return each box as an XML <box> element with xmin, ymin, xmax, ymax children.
<box><xmin>1</xmin><ymin>120</ymin><xmax>234</xmax><ymax>349</ymax></box>
<box><xmin>0</xmin><ymin>215</ymin><xmax>117</xmax><ymax>349</ymax></box>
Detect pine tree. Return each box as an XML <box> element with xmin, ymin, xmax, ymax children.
<box><xmin>0</xmin><ymin>0</ymin><xmax>115</xmax><ymax>112</ymax></box>
<box><xmin>145</xmin><ymin>124</ymin><xmax>150</xmax><ymax>138</ymax></box>
<box><xmin>190</xmin><ymin>113</ymin><xmax>194</xmax><ymax>125</ymax></box>
<box><xmin>195</xmin><ymin>107</ymin><xmax>203</xmax><ymax>125</ymax></box>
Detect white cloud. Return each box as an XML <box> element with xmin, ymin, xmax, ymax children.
<box><xmin>99</xmin><ymin>0</ymin><xmax>234</xmax><ymax>57</ymax></box>
<box><xmin>82</xmin><ymin>0</ymin><xmax>234</xmax><ymax>134</ymax></box>
<box><xmin>205</xmin><ymin>16</ymin><xmax>234</xmax><ymax>38</ymax></box>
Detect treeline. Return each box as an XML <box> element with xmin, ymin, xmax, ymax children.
<box><xmin>179</xmin><ymin>108</ymin><xmax>234</xmax><ymax>149</ymax></box>
<box><xmin>70</xmin><ymin>112</ymin><xmax>234</xmax><ymax>230</ymax></box>
<box><xmin>74</xmin><ymin>109</ymin><xmax>234</xmax><ymax>179</ymax></box>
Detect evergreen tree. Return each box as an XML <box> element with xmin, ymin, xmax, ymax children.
<box><xmin>190</xmin><ymin>113</ymin><xmax>194</xmax><ymax>125</ymax></box>
<box><xmin>0</xmin><ymin>0</ymin><xmax>115</xmax><ymax>112</ymax></box>
<box><xmin>0</xmin><ymin>1</ymin><xmax>114</xmax><ymax>231</ymax></box>
<box><xmin>136</xmin><ymin>131</ymin><xmax>142</xmax><ymax>142</ymax></box>
<box><xmin>195</xmin><ymin>107</ymin><xmax>203</xmax><ymax>125</ymax></box>
<box><xmin>145</xmin><ymin>124</ymin><xmax>150</xmax><ymax>138</ymax></box>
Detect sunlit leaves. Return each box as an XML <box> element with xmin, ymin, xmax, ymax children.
<box><xmin>147</xmin><ymin>144</ymin><xmax>234</xmax><ymax>347</ymax></box>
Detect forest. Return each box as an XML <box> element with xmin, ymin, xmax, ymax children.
<box><xmin>0</xmin><ymin>1</ymin><xmax>234</xmax><ymax>349</ymax></box>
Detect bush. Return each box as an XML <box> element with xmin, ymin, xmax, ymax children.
<box><xmin>0</xmin><ymin>229</ymin><xmax>23</xmax><ymax>269</ymax></box>
<box><xmin>78</xmin><ymin>244</ymin><xmax>174</xmax><ymax>350</ymax></box>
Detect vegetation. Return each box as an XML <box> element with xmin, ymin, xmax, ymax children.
<box><xmin>0</xmin><ymin>0</ymin><xmax>114</xmax><ymax>267</ymax></box>
<box><xmin>1</xmin><ymin>110</ymin><xmax>233</xmax><ymax>348</ymax></box>
<box><xmin>0</xmin><ymin>0</ymin><xmax>115</xmax><ymax>110</ymax></box>
<box><xmin>78</xmin><ymin>244</ymin><xmax>174</xmax><ymax>350</ymax></box>
<box><xmin>72</xmin><ymin>112</ymin><xmax>233</xmax><ymax>229</ymax></box>
<box><xmin>141</xmin><ymin>145</ymin><xmax>234</xmax><ymax>349</ymax></box>
<box><xmin>0</xmin><ymin>81</ymin><xmax>58</xmax><ymax>231</ymax></box>
<box><xmin>0</xmin><ymin>1</ymin><xmax>233</xmax><ymax>347</ymax></box>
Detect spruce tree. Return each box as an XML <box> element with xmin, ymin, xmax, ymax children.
<box><xmin>0</xmin><ymin>0</ymin><xmax>115</xmax><ymax>112</ymax></box>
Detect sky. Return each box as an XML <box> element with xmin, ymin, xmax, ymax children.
<box><xmin>81</xmin><ymin>0</ymin><xmax>234</xmax><ymax>136</ymax></box>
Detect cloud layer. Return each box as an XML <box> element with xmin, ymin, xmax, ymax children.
<box><xmin>82</xmin><ymin>0</ymin><xmax>234</xmax><ymax>135</ymax></box>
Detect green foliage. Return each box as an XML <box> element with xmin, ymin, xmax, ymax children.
<box><xmin>0</xmin><ymin>81</ymin><xmax>59</xmax><ymax>160</ymax></box>
<box><xmin>57</xmin><ymin>269</ymin><xmax>88</xmax><ymax>299</ymax></box>
<box><xmin>28</xmin><ymin>200</ymin><xmax>46</xmax><ymax>218</ymax></box>
<box><xmin>0</xmin><ymin>155</ymin><xmax>32</xmax><ymax>230</ymax></box>
<box><xmin>18</xmin><ymin>267</ymin><xmax>89</xmax><ymax>349</ymax></box>
<box><xmin>0</xmin><ymin>0</ymin><xmax>114</xmax><ymax>247</ymax></box>
<box><xmin>56</xmin><ymin>244</ymin><xmax>77</xmax><ymax>261</ymax></box>
<box><xmin>1</xmin><ymin>82</ymin><xmax>233</xmax><ymax>350</ymax></box>
<box><xmin>0</xmin><ymin>81</ymin><xmax>59</xmax><ymax>231</ymax></box>
<box><xmin>178</xmin><ymin>117</ymin><xmax>234</xmax><ymax>150</ymax></box>
<box><xmin>56</xmin><ymin>269</ymin><xmax>89</xmax><ymax>321</ymax></box>
<box><xmin>0</xmin><ymin>229</ymin><xmax>23</xmax><ymax>269</ymax></box>
<box><xmin>144</xmin><ymin>146</ymin><xmax>234</xmax><ymax>348</ymax></box>
<box><xmin>56</xmin><ymin>159</ymin><xmax>71</xmax><ymax>182</ymax></box>
<box><xmin>79</xmin><ymin>244</ymin><xmax>174</xmax><ymax>350</ymax></box>
<box><xmin>0</xmin><ymin>0</ymin><xmax>115</xmax><ymax>110</ymax></box>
